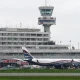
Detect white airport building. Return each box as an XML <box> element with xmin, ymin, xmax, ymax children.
<box><xmin>0</xmin><ymin>4</ymin><xmax>80</xmax><ymax>59</ymax></box>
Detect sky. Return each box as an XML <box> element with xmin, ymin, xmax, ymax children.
<box><xmin>0</xmin><ymin>0</ymin><xmax>80</xmax><ymax>49</ymax></box>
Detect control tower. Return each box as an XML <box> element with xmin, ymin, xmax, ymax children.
<box><xmin>38</xmin><ymin>4</ymin><xmax>56</xmax><ymax>33</ymax></box>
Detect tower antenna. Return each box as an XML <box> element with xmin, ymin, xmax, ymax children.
<box><xmin>45</xmin><ymin>0</ymin><xmax>47</xmax><ymax>6</ymax></box>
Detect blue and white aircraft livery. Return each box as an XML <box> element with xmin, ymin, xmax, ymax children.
<box><xmin>22</xmin><ymin>47</ymin><xmax>80</xmax><ymax>68</ymax></box>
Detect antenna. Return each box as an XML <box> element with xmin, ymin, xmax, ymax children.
<box><xmin>45</xmin><ymin>0</ymin><xmax>47</xmax><ymax>6</ymax></box>
<box><xmin>20</xmin><ymin>22</ymin><xmax>22</xmax><ymax>27</ymax></box>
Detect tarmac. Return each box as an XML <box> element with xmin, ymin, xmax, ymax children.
<box><xmin>0</xmin><ymin>73</ymin><xmax>80</xmax><ymax>76</ymax></box>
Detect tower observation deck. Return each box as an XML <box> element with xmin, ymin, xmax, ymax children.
<box><xmin>38</xmin><ymin>5</ymin><xmax>56</xmax><ymax>33</ymax></box>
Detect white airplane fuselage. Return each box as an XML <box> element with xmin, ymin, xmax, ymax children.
<box><xmin>32</xmin><ymin>59</ymin><xmax>72</xmax><ymax>63</ymax></box>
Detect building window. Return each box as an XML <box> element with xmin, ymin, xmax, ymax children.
<box><xmin>7</xmin><ymin>38</ymin><xmax>12</xmax><ymax>40</ymax></box>
<box><xmin>19</xmin><ymin>33</ymin><xmax>24</xmax><ymax>36</ymax></box>
<box><xmin>25</xmin><ymin>34</ymin><xmax>30</xmax><ymax>36</ymax></box>
<box><xmin>31</xmin><ymin>34</ymin><xmax>36</xmax><ymax>36</ymax></box>
<box><xmin>44</xmin><ymin>34</ymin><xmax>48</xmax><ymax>37</ymax></box>
<box><xmin>2</xmin><ymin>33</ymin><xmax>7</xmax><ymax>36</ymax></box>
<box><xmin>8</xmin><ymin>33</ymin><xmax>12</xmax><ymax>36</ymax></box>
<box><xmin>13</xmin><ymin>33</ymin><xmax>18</xmax><ymax>36</ymax></box>
<box><xmin>37</xmin><ymin>38</ymin><xmax>42</xmax><ymax>41</ymax></box>
<box><xmin>2</xmin><ymin>42</ymin><xmax>6</xmax><ymax>45</ymax></box>
<box><xmin>2</xmin><ymin>38</ymin><xmax>6</xmax><ymax>40</ymax></box>
<box><xmin>20</xmin><ymin>42</ymin><xmax>24</xmax><ymax>45</ymax></box>
<box><xmin>13</xmin><ymin>38</ymin><xmax>18</xmax><ymax>40</ymax></box>
<box><xmin>7</xmin><ymin>42</ymin><xmax>11</xmax><ymax>45</ymax></box>
<box><xmin>20</xmin><ymin>38</ymin><xmax>24</xmax><ymax>41</ymax></box>
<box><xmin>37</xmin><ymin>34</ymin><xmax>42</xmax><ymax>36</ymax></box>
<box><xmin>31</xmin><ymin>38</ymin><xmax>36</xmax><ymax>41</ymax></box>
<box><xmin>27</xmin><ymin>38</ymin><xmax>30</xmax><ymax>41</ymax></box>
<box><xmin>14</xmin><ymin>42</ymin><xmax>18</xmax><ymax>45</ymax></box>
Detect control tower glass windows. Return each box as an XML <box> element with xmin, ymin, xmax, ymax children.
<box><xmin>40</xmin><ymin>9</ymin><xmax>53</xmax><ymax>16</ymax></box>
<box><xmin>39</xmin><ymin>20</ymin><xmax>55</xmax><ymax>23</ymax></box>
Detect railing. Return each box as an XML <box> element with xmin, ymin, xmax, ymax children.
<box><xmin>0</xmin><ymin>48</ymin><xmax>80</xmax><ymax>53</ymax></box>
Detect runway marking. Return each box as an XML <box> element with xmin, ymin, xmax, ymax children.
<box><xmin>0</xmin><ymin>73</ymin><xmax>80</xmax><ymax>76</ymax></box>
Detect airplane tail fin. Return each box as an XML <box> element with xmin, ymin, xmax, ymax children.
<box><xmin>22</xmin><ymin>47</ymin><xmax>34</xmax><ymax>60</ymax></box>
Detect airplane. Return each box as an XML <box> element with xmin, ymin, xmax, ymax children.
<box><xmin>22</xmin><ymin>47</ymin><xmax>79</xmax><ymax>69</ymax></box>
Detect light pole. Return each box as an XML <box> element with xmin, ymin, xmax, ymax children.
<box><xmin>69</xmin><ymin>40</ymin><xmax>71</xmax><ymax>57</ymax></box>
<box><xmin>60</xmin><ymin>41</ymin><xmax>62</xmax><ymax>45</ymax></box>
<box><xmin>70</xmin><ymin>40</ymin><xmax>71</xmax><ymax>50</ymax></box>
<box><xmin>78</xmin><ymin>42</ymin><xmax>79</xmax><ymax>50</ymax></box>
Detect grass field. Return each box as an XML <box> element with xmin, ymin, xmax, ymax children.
<box><xmin>0</xmin><ymin>76</ymin><xmax>80</xmax><ymax>80</ymax></box>
<box><xmin>0</xmin><ymin>69</ymin><xmax>80</xmax><ymax>73</ymax></box>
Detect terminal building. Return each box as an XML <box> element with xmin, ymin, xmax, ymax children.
<box><xmin>0</xmin><ymin>4</ymin><xmax>80</xmax><ymax>59</ymax></box>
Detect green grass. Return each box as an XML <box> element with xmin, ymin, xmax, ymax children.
<box><xmin>0</xmin><ymin>69</ymin><xmax>80</xmax><ymax>73</ymax></box>
<box><xmin>0</xmin><ymin>76</ymin><xmax>80</xmax><ymax>80</ymax></box>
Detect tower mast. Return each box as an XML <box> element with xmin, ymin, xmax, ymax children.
<box><xmin>38</xmin><ymin>2</ymin><xmax>56</xmax><ymax>33</ymax></box>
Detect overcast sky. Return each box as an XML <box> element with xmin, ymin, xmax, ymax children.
<box><xmin>0</xmin><ymin>0</ymin><xmax>80</xmax><ymax>49</ymax></box>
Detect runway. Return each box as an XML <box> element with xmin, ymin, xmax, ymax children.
<box><xmin>0</xmin><ymin>73</ymin><xmax>80</xmax><ymax>76</ymax></box>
